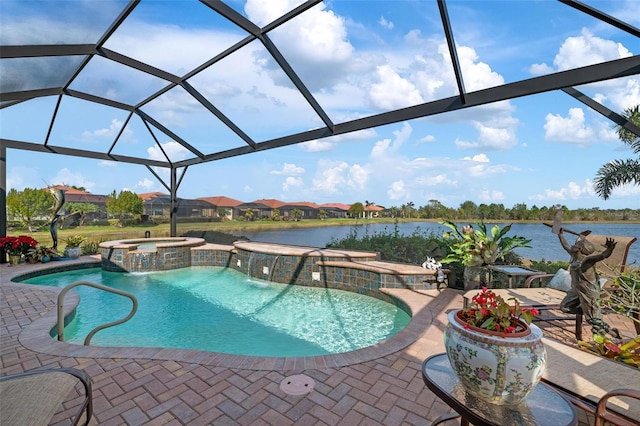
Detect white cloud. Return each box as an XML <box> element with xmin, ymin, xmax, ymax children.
<box><xmin>529</xmin><ymin>179</ymin><xmax>594</xmax><ymax>201</ymax></box>
<box><xmin>457</xmin><ymin>45</ymin><xmax>506</xmax><ymax>92</ymax></box>
<box><xmin>603</xmin><ymin>78</ymin><xmax>640</xmax><ymax>112</ymax></box>
<box><xmin>555</xmin><ymin>28</ymin><xmax>630</xmax><ymax>71</ymax></box>
<box><xmin>147</xmin><ymin>141</ymin><xmax>191</xmax><ymax>162</ymax></box>
<box><xmin>462</xmin><ymin>154</ymin><xmax>490</xmax><ymax>163</ymax></box>
<box><xmin>415</xmin><ymin>174</ymin><xmax>454</xmax><ymax>186</ymax></box>
<box><xmin>301</xmin><ymin>139</ymin><xmax>335</xmax><ymax>152</ymax></box>
<box><xmin>528</xmin><ymin>63</ymin><xmax>553</xmax><ymax>75</ymax></box>
<box><xmin>544</xmin><ymin>108</ymin><xmax>594</xmax><ymax>145</ymax></box>
<box><xmin>311</xmin><ymin>159</ymin><xmax>369</xmax><ymax>195</ymax></box>
<box><xmin>348</xmin><ymin>164</ymin><xmax>369</xmax><ymax>190</ymax></box>
<box><xmin>52</xmin><ymin>168</ymin><xmax>95</xmax><ymax>191</ymax></box>
<box><xmin>283</xmin><ymin>176</ymin><xmax>304</xmax><ymax>192</ymax></box>
<box><xmin>479</xmin><ymin>189</ymin><xmax>504</xmax><ymax>201</ymax></box>
<box><xmin>378</xmin><ymin>16</ymin><xmax>394</xmax><ymax>30</ymax></box>
<box><xmin>455</xmin><ymin>122</ymin><xmax>517</xmax><ymax>150</ymax></box>
<box><xmin>610</xmin><ymin>182</ymin><xmax>640</xmax><ymax>197</ymax></box>
<box><xmin>530</xmin><ymin>28</ymin><xmax>631</xmax><ymax>74</ymax></box>
<box><xmin>530</xmin><ymin>28</ymin><xmax>638</xmax><ymax>112</ymax></box>
<box><xmin>80</xmin><ymin>118</ymin><xmax>133</xmax><ymax>142</ymax></box>
<box><xmin>146</xmin><ymin>141</ymin><xmax>191</xmax><ymax>180</ymax></box>
<box><xmin>371</xmin><ymin>122</ymin><xmax>412</xmax><ymax>159</ymax></box>
<box><xmin>312</xmin><ymin>160</ymin><xmax>349</xmax><ymax>195</ymax></box>
<box><xmin>301</xmin><ymin>129</ymin><xmax>379</xmax><ymax>152</ymax></box>
<box><xmin>98</xmin><ymin>160</ymin><xmax>117</xmax><ymax>167</ymax></box>
<box><xmin>371</xmin><ymin>138</ymin><xmax>392</xmax><ymax>159</ymax></box>
<box><xmin>271</xmin><ymin>163</ymin><xmax>305</xmax><ymax>175</ymax></box>
<box><xmin>369</xmin><ymin>65</ymin><xmax>424</xmax><ymax>110</ymax></box>
<box><xmin>458</xmin><ymin>153</ymin><xmax>513</xmax><ymax>178</ymax></box>
<box><xmin>135</xmin><ymin>178</ymin><xmax>155</xmax><ymax>190</ymax></box>
<box><xmin>245</xmin><ymin>0</ymin><xmax>354</xmax><ymax>91</ymax></box>
<box><xmin>418</xmin><ymin>134</ymin><xmax>436</xmax><ymax>143</ymax></box>
<box><xmin>387</xmin><ymin>180</ymin><xmax>409</xmax><ymax>200</ymax></box>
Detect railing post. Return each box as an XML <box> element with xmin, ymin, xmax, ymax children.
<box><xmin>57</xmin><ymin>280</ymin><xmax>138</xmax><ymax>345</ymax></box>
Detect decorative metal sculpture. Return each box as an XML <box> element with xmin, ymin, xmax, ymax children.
<box><xmin>49</xmin><ymin>186</ymin><xmax>65</xmax><ymax>250</ymax></box>
<box><xmin>556</xmin><ymin>228</ymin><xmax>619</xmax><ymax>338</ymax></box>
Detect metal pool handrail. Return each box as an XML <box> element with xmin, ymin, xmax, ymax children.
<box><xmin>57</xmin><ymin>280</ymin><xmax>138</xmax><ymax>346</ymax></box>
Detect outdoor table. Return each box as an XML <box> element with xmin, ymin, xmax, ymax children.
<box><xmin>422</xmin><ymin>353</ymin><xmax>577</xmax><ymax>426</ymax></box>
<box><xmin>487</xmin><ymin>265</ymin><xmax>543</xmax><ymax>288</ymax></box>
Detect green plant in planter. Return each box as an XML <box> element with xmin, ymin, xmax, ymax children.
<box><xmin>440</xmin><ymin>220</ymin><xmax>532</xmax><ymax>267</ymax></box>
<box><xmin>27</xmin><ymin>245</ymin><xmax>57</xmax><ymax>262</ymax></box>
<box><xmin>64</xmin><ymin>235</ymin><xmax>86</xmax><ymax>258</ymax></box>
<box><xmin>461</xmin><ymin>287</ymin><xmax>539</xmax><ymax>333</ymax></box>
<box><xmin>65</xmin><ymin>235</ymin><xmax>86</xmax><ymax>248</ymax></box>
<box><xmin>578</xmin><ymin>335</ymin><xmax>640</xmax><ymax>368</ymax></box>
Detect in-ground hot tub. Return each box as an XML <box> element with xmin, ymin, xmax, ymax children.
<box><xmin>100</xmin><ymin>237</ymin><xmax>206</xmax><ymax>272</ymax></box>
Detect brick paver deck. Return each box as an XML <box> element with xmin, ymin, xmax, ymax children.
<box><xmin>1</xmin><ymin>257</ymin><xmax>636</xmax><ymax>425</ymax></box>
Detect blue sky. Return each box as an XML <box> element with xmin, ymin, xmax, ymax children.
<box><xmin>1</xmin><ymin>0</ymin><xmax>639</xmax><ymax>210</ymax></box>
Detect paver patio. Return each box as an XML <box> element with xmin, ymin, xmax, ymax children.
<box><xmin>1</xmin><ymin>256</ymin><xmax>636</xmax><ymax>425</ymax></box>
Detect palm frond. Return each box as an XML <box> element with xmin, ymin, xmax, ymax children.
<box><xmin>615</xmin><ymin>105</ymin><xmax>640</xmax><ymax>153</ymax></box>
<box><xmin>594</xmin><ymin>159</ymin><xmax>640</xmax><ymax>199</ymax></box>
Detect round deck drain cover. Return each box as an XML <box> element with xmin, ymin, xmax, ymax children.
<box><xmin>280</xmin><ymin>374</ymin><xmax>315</xmax><ymax>396</ymax></box>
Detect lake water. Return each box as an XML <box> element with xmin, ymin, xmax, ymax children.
<box><xmin>235</xmin><ymin>222</ymin><xmax>639</xmax><ymax>264</ymax></box>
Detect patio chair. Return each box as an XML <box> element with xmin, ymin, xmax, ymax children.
<box><xmin>595</xmin><ymin>388</ymin><xmax>640</xmax><ymax>426</ymax></box>
<box><xmin>464</xmin><ymin>234</ymin><xmax>637</xmax><ymax>340</ymax></box>
<box><xmin>0</xmin><ymin>367</ymin><xmax>93</xmax><ymax>426</ymax></box>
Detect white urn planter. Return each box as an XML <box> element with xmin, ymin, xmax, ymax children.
<box><xmin>444</xmin><ymin>309</ymin><xmax>546</xmax><ymax>406</ymax></box>
<box><xmin>64</xmin><ymin>247</ymin><xmax>82</xmax><ymax>258</ymax></box>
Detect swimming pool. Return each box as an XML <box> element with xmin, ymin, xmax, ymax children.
<box><xmin>22</xmin><ymin>267</ymin><xmax>411</xmax><ymax>357</ymax></box>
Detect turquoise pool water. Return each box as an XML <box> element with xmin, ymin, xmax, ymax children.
<box><xmin>22</xmin><ymin>267</ymin><xmax>410</xmax><ymax>357</ymax></box>
<box><xmin>135</xmin><ymin>240</ymin><xmax>180</xmax><ymax>250</ymax></box>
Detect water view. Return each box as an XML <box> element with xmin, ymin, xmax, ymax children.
<box><xmin>236</xmin><ymin>222</ymin><xmax>639</xmax><ymax>265</ymax></box>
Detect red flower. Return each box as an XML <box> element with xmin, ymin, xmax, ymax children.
<box><xmin>461</xmin><ymin>287</ymin><xmax>539</xmax><ymax>334</ymax></box>
<box><xmin>1</xmin><ymin>235</ymin><xmax>39</xmax><ymax>256</ymax></box>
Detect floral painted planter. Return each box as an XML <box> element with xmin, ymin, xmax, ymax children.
<box><xmin>444</xmin><ymin>309</ymin><xmax>546</xmax><ymax>406</ymax></box>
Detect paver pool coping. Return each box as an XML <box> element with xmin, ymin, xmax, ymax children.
<box><xmin>5</xmin><ymin>256</ymin><xmax>440</xmax><ymax>371</ymax></box>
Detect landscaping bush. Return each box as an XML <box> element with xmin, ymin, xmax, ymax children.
<box><xmin>327</xmin><ymin>221</ymin><xmax>530</xmax><ymax>289</ymax></box>
<box><xmin>81</xmin><ymin>240</ymin><xmax>101</xmax><ymax>255</ymax></box>
<box><xmin>326</xmin><ymin>222</ymin><xmax>449</xmax><ymax>265</ymax></box>
<box><xmin>528</xmin><ymin>259</ymin><xmax>569</xmax><ymax>274</ymax></box>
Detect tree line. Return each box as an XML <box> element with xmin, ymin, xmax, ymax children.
<box><xmin>374</xmin><ymin>200</ymin><xmax>639</xmax><ymax>222</ymax></box>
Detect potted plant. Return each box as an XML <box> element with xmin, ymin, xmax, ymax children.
<box><xmin>63</xmin><ymin>235</ymin><xmax>86</xmax><ymax>258</ymax></box>
<box><xmin>578</xmin><ymin>335</ymin><xmax>640</xmax><ymax>368</ymax></box>
<box><xmin>27</xmin><ymin>245</ymin><xmax>57</xmax><ymax>263</ymax></box>
<box><xmin>1</xmin><ymin>235</ymin><xmax>38</xmax><ymax>265</ymax></box>
<box><xmin>440</xmin><ymin>220</ymin><xmax>532</xmax><ymax>290</ymax></box>
<box><xmin>444</xmin><ymin>287</ymin><xmax>545</xmax><ymax>405</ymax></box>
<box><xmin>598</xmin><ymin>270</ymin><xmax>640</xmax><ymax>335</ymax></box>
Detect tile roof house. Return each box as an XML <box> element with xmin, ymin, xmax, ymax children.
<box><xmin>280</xmin><ymin>201</ymin><xmax>321</xmax><ymax>220</ymax></box>
<box><xmin>139</xmin><ymin>192</ymin><xmax>217</xmax><ymax>218</ymax></box>
<box><xmin>236</xmin><ymin>199</ymin><xmax>286</xmax><ymax>220</ymax></box>
<box><xmin>364</xmin><ymin>204</ymin><xmax>384</xmax><ymax>218</ymax></box>
<box><xmin>196</xmin><ymin>196</ymin><xmax>244</xmax><ymax>220</ymax></box>
<box><xmin>30</xmin><ymin>186</ymin><xmax>375</xmax><ymax>224</ymax></box>
<box><xmin>318</xmin><ymin>203</ymin><xmax>352</xmax><ymax>219</ymax></box>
